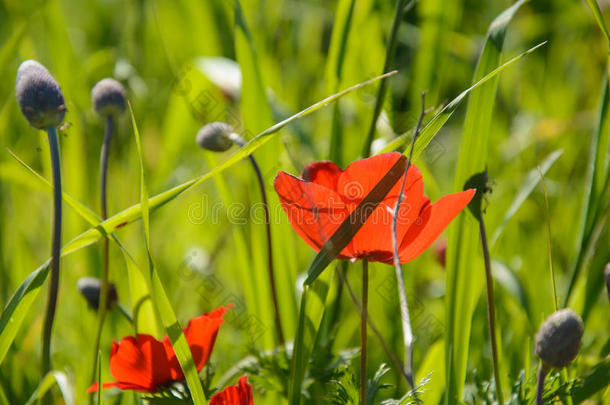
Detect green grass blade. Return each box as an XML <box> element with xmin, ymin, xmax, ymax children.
<box><xmin>61</xmin><ymin>71</ymin><xmax>397</xmax><ymax>256</ymax></box>
<box><xmin>129</xmin><ymin>105</ymin><xmax>207</xmax><ymax>404</ymax></box>
<box><xmin>490</xmin><ymin>149</ymin><xmax>564</xmax><ymax>248</ymax></box>
<box><xmin>0</xmin><ymin>262</ymin><xmax>50</xmax><ymax>366</ymax></box>
<box><xmin>565</xmin><ymin>72</ymin><xmax>610</xmax><ymax>306</ymax></box>
<box><xmin>6</xmin><ymin>148</ymin><xmax>158</xmax><ymax>335</ymax></box>
<box><xmin>379</xmin><ymin>41</ymin><xmax>547</xmax><ymax>157</ymax></box>
<box><xmin>24</xmin><ymin>371</ymin><xmax>73</xmax><ymax>405</ymax></box>
<box><xmin>444</xmin><ymin>1</ymin><xmax>526</xmax><ymax>403</ymax></box>
<box><xmin>584</xmin><ymin>0</ymin><xmax>610</xmax><ymax>44</ymax></box>
<box><xmin>325</xmin><ymin>0</ymin><xmax>356</xmax><ymax>164</ymax></box>
<box><xmin>288</xmin><ymin>277</ymin><xmax>330</xmax><ymax>404</ymax></box>
<box><xmin>0</xmin><ymin>72</ymin><xmax>394</xmax><ymax>369</ymax></box>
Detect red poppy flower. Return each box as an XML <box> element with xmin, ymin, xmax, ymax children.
<box><xmin>210</xmin><ymin>376</ymin><xmax>254</xmax><ymax>405</ymax></box>
<box><xmin>273</xmin><ymin>152</ymin><xmax>475</xmax><ymax>264</ymax></box>
<box><xmin>88</xmin><ymin>305</ymin><xmax>230</xmax><ymax>393</ymax></box>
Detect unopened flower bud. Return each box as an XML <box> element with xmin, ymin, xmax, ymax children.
<box><xmin>535</xmin><ymin>308</ymin><xmax>583</xmax><ymax>369</ymax></box>
<box><xmin>91</xmin><ymin>78</ymin><xmax>126</xmax><ymax>117</ymax></box>
<box><xmin>15</xmin><ymin>60</ymin><xmax>66</xmax><ymax>129</ymax></box>
<box><xmin>77</xmin><ymin>277</ymin><xmax>118</xmax><ymax>310</ymax></box>
<box><xmin>196</xmin><ymin>122</ymin><xmax>238</xmax><ymax>152</ymax></box>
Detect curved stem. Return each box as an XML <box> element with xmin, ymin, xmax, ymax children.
<box><xmin>41</xmin><ymin>126</ymin><xmax>62</xmax><ymax>405</ymax></box>
<box><xmin>360</xmin><ymin>259</ymin><xmax>369</xmax><ymax>405</ymax></box>
<box><xmin>89</xmin><ymin>116</ymin><xmax>114</xmax><ymax>398</ymax></box>
<box><xmin>479</xmin><ymin>218</ymin><xmax>504</xmax><ymax>405</ymax></box>
<box><xmin>247</xmin><ymin>154</ymin><xmax>285</xmax><ymax>346</ymax></box>
<box><xmin>535</xmin><ymin>362</ymin><xmax>548</xmax><ymax>405</ymax></box>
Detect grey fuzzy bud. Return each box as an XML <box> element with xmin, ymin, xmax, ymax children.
<box><xmin>196</xmin><ymin>122</ymin><xmax>235</xmax><ymax>152</ymax></box>
<box><xmin>91</xmin><ymin>78</ymin><xmax>126</xmax><ymax>117</ymax></box>
<box><xmin>535</xmin><ymin>308</ymin><xmax>584</xmax><ymax>369</ymax></box>
<box><xmin>77</xmin><ymin>277</ymin><xmax>118</xmax><ymax>310</ymax></box>
<box><xmin>16</xmin><ymin>60</ymin><xmax>66</xmax><ymax>129</ymax></box>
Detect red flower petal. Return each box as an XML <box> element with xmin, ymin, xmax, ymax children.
<box><xmin>87</xmin><ymin>381</ymin><xmax>155</xmax><ymax>393</ymax></box>
<box><xmin>274</xmin><ymin>171</ymin><xmax>354</xmax><ymax>257</ymax></box>
<box><xmin>398</xmin><ymin>189</ymin><xmax>475</xmax><ymax>263</ymax></box>
<box><xmin>108</xmin><ymin>335</ymin><xmax>174</xmax><ymax>392</ymax></box>
<box><xmin>336</xmin><ymin>152</ymin><xmax>408</xmax><ymax>202</ymax></box>
<box><xmin>210</xmin><ymin>376</ymin><xmax>254</xmax><ymax>405</ymax></box>
<box><xmin>350</xmin><ymin>165</ymin><xmax>426</xmax><ymax>261</ymax></box>
<box><xmin>301</xmin><ymin>161</ymin><xmax>342</xmax><ymax>190</ymax></box>
<box><xmin>183</xmin><ymin>305</ymin><xmax>230</xmax><ymax>370</ymax></box>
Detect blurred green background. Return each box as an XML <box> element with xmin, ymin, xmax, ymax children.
<box><xmin>0</xmin><ymin>0</ymin><xmax>608</xmax><ymax>403</ymax></box>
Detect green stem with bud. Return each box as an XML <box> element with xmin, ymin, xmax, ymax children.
<box><xmin>89</xmin><ymin>115</ymin><xmax>114</xmax><ymax>400</ymax></box>
<box><xmin>41</xmin><ymin>126</ymin><xmax>62</xmax><ymax>405</ymax></box>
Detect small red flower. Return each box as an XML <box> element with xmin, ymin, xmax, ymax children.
<box><xmin>210</xmin><ymin>376</ymin><xmax>254</xmax><ymax>405</ymax></box>
<box><xmin>273</xmin><ymin>152</ymin><xmax>475</xmax><ymax>264</ymax></box>
<box><xmin>88</xmin><ymin>305</ymin><xmax>230</xmax><ymax>393</ymax></box>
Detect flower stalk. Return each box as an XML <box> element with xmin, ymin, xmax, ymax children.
<box><xmin>42</xmin><ymin>125</ymin><xmax>63</xmax><ymax>385</ymax></box>
<box><xmin>478</xmin><ymin>216</ymin><xmax>504</xmax><ymax>404</ymax></box>
<box><xmin>360</xmin><ymin>258</ymin><xmax>369</xmax><ymax>404</ymax></box>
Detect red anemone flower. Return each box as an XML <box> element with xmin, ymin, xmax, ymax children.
<box><xmin>210</xmin><ymin>376</ymin><xmax>254</xmax><ymax>405</ymax></box>
<box><xmin>273</xmin><ymin>152</ymin><xmax>475</xmax><ymax>264</ymax></box>
<box><xmin>88</xmin><ymin>305</ymin><xmax>230</xmax><ymax>393</ymax></box>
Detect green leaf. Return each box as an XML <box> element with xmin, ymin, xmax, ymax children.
<box><xmin>24</xmin><ymin>371</ymin><xmax>74</xmax><ymax>405</ymax></box>
<box><xmin>490</xmin><ymin>149</ymin><xmax>564</xmax><ymax>248</ymax></box>
<box><xmin>0</xmin><ymin>262</ymin><xmax>50</xmax><ymax>366</ymax></box>
<box><xmin>565</xmin><ymin>72</ymin><xmax>610</xmax><ymax>307</ymax></box>
<box><xmin>325</xmin><ymin>0</ymin><xmax>356</xmax><ymax>164</ymax></box>
<box><xmin>129</xmin><ymin>105</ymin><xmax>207</xmax><ymax>404</ymax></box>
<box><xmin>379</xmin><ymin>41</ymin><xmax>546</xmax><ymax>158</ymax></box>
<box><xmin>572</xmin><ymin>356</ymin><xmax>610</xmax><ymax>403</ymax></box>
<box><xmin>444</xmin><ymin>1</ymin><xmax>526</xmax><ymax>403</ymax></box>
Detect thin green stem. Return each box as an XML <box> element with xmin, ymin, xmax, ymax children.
<box><xmin>360</xmin><ymin>259</ymin><xmax>369</xmax><ymax>405</ymax></box>
<box><xmin>335</xmin><ymin>267</ymin><xmax>410</xmax><ymax>384</ymax></box>
<box><xmin>41</xmin><ymin>126</ymin><xmax>62</xmax><ymax>405</ymax></box>
<box><xmin>361</xmin><ymin>0</ymin><xmax>411</xmax><ymax>158</ymax></box>
<box><xmin>90</xmin><ymin>115</ymin><xmax>114</xmax><ymax>401</ymax></box>
<box><xmin>479</xmin><ymin>218</ymin><xmax>503</xmax><ymax>405</ymax></box>
<box><xmin>231</xmin><ymin>133</ymin><xmax>284</xmax><ymax>346</ymax></box>
<box><xmin>247</xmin><ymin>154</ymin><xmax>285</xmax><ymax>346</ymax></box>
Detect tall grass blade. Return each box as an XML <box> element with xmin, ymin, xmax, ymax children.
<box><xmin>490</xmin><ymin>149</ymin><xmax>564</xmax><ymax>248</ymax></box>
<box><xmin>565</xmin><ymin>72</ymin><xmax>610</xmax><ymax>307</ymax></box>
<box><xmin>24</xmin><ymin>371</ymin><xmax>73</xmax><ymax>405</ymax></box>
<box><xmin>379</xmin><ymin>41</ymin><xmax>546</xmax><ymax>158</ymax></box>
<box><xmin>325</xmin><ymin>0</ymin><xmax>356</xmax><ymax>164</ymax></box>
<box><xmin>444</xmin><ymin>1</ymin><xmax>526</xmax><ymax>403</ymax></box>
<box><xmin>129</xmin><ymin>106</ymin><xmax>207</xmax><ymax>404</ymax></box>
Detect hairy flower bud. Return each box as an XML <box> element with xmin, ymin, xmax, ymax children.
<box><xmin>77</xmin><ymin>277</ymin><xmax>118</xmax><ymax>310</ymax></box>
<box><xmin>91</xmin><ymin>78</ymin><xmax>126</xmax><ymax>117</ymax></box>
<box><xmin>16</xmin><ymin>60</ymin><xmax>66</xmax><ymax>129</ymax></box>
<box><xmin>535</xmin><ymin>308</ymin><xmax>583</xmax><ymax>369</ymax></box>
<box><xmin>196</xmin><ymin>122</ymin><xmax>236</xmax><ymax>152</ymax></box>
